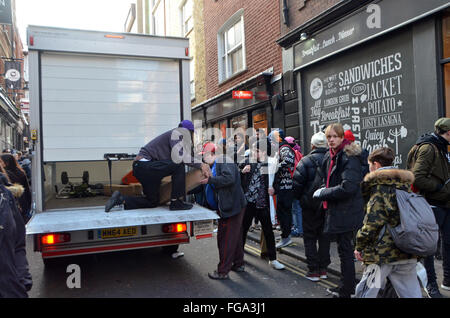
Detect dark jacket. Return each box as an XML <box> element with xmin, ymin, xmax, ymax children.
<box><xmin>356</xmin><ymin>168</ymin><xmax>417</xmax><ymax>265</ymax></box>
<box><xmin>293</xmin><ymin>147</ymin><xmax>327</xmax><ymax>232</ymax></box>
<box><xmin>5</xmin><ymin>168</ymin><xmax>31</xmax><ymax>221</ymax></box>
<box><xmin>138</xmin><ymin>128</ymin><xmax>201</xmax><ymax>169</ymax></box>
<box><xmin>293</xmin><ymin>147</ymin><xmax>327</xmax><ymax>201</ymax></box>
<box><xmin>241</xmin><ymin>161</ymin><xmax>269</xmax><ymax>210</ymax></box>
<box><xmin>208</xmin><ymin>156</ymin><xmax>247</xmax><ymax>218</ymax></box>
<box><xmin>360</xmin><ymin>148</ymin><xmax>370</xmax><ymax>178</ymax></box>
<box><xmin>0</xmin><ymin>181</ymin><xmax>32</xmax><ymax>298</ymax></box>
<box><xmin>407</xmin><ymin>133</ymin><xmax>450</xmax><ymax>208</ymax></box>
<box><xmin>316</xmin><ymin>142</ymin><xmax>365</xmax><ymax>234</ymax></box>
<box><xmin>273</xmin><ymin>141</ymin><xmax>296</xmax><ymax>193</ymax></box>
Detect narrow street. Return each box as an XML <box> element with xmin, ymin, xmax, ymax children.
<box><xmin>26</xmin><ymin>234</ymin><xmax>340</xmax><ymax>298</ymax></box>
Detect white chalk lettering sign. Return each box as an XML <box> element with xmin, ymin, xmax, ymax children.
<box><xmin>302</xmin><ymin>28</ymin><xmax>416</xmax><ymax>168</ymax></box>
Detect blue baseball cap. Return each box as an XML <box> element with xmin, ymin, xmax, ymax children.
<box><xmin>178</xmin><ymin>120</ymin><xmax>195</xmax><ymax>132</ymax></box>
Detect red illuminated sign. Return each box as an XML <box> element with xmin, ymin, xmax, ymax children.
<box><xmin>232</xmin><ymin>90</ymin><xmax>253</xmax><ymax>99</ymax></box>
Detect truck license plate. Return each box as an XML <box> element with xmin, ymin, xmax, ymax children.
<box><xmin>193</xmin><ymin>220</ymin><xmax>214</xmax><ymax>237</ymax></box>
<box><xmin>99</xmin><ymin>226</ymin><xmax>138</xmax><ymax>239</ymax></box>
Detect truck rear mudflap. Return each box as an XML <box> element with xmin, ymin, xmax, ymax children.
<box><xmin>27</xmin><ymin>204</ymin><xmax>218</xmax><ymax>259</ymax></box>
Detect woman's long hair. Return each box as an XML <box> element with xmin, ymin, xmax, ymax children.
<box><xmin>1</xmin><ymin>153</ymin><xmax>25</xmax><ymax>175</ymax></box>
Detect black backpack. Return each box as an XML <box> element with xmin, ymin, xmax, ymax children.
<box><xmin>299</xmin><ymin>155</ymin><xmax>324</xmax><ymax>212</ymax></box>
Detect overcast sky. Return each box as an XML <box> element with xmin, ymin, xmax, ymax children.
<box><xmin>15</xmin><ymin>0</ymin><xmax>135</xmax><ymax>47</ymax></box>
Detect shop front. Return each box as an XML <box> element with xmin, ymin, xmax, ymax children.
<box><xmin>288</xmin><ymin>0</ymin><xmax>450</xmax><ymax>167</ymax></box>
<box><xmin>191</xmin><ymin>72</ymin><xmax>279</xmax><ymax>145</ymax></box>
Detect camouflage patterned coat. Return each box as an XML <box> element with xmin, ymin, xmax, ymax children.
<box><xmin>355</xmin><ymin>168</ymin><xmax>418</xmax><ymax>265</ymax></box>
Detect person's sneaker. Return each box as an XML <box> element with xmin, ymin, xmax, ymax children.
<box><xmin>231</xmin><ymin>265</ymin><xmax>245</xmax><ymax>272</ymax></box>
<box><xmin>305</xmin><ymin>271</ymin><xmax>320</xmax><ymax>282</ymax></box>
<box><xmin>291</xmin><ymin>229</ymin><xmax>301</xmax><ymax>237</ymax></box>
<box><xmin>327</xmin><ymin>287</ymin><xmax>355</xmax><ymax>298</ymax></box>
<box><xmin>426</xmin><ymin>282</ymin><xmax>443</xmax><ymax>298</ymax></box>
<box><xmin>276</xmin><ymin>237</ymin><xmax>292</xmax><ymax>249</ymax></box>
<box><xmin>105</xmin><ymin>191</ymin><xmax>124</xmax><ymax>212</ymax></box>
<box><xmin>327</xmin><ymin>287</ymin><xmax>340</xmax><ymax>297</ymax></box>
<box><xmin>208</xmin><ymin>270</ymin><xmax>229</xmax><ymax>280</ymax></box>
<box><xmin>441</xmin><ymin>282</ymin><xmax>450</xmax><ymax>291</ymax></box>
<box><xmin>269</xmin><ymin>260</ymin><xmax>285</xmax><ymax>270</ymax></box>
<box><xmin>169</xmin><ymin>199</ymin><xmax>193</xmax><ymax>211</ymax></box>
<box><xmin>319</xmin><ymin>270</ymin><xmax>328</xmax><ymax>279</ymax></box>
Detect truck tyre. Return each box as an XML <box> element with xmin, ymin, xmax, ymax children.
<box><xmin>162</xmin><ymin>245</ymin><xmax>179</xmax><ymax>254</ymax></box>
<box><xmin>42</xmin><ymin>257</ymin><xmax>62</xmax><ymax>268</ymax></box>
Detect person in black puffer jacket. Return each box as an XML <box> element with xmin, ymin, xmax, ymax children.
<box><xmin>313</xmin><ymin>123</ymin><xmax>364</xmax><ymax>298</ymax></box>
<box><xmin>293</xmin><ymin>132</ymin><xmax>330</xmax><ymax>281</ymax></box>
<box><xmin>0</xmin><ymin>167</ymin><xmax>32</xmax><ymax>298</ymax></box>
<box><xmin>1</xmin><ymin>154</ymin><xmax>32</xmax><ymax>224</ymax></box>
<box><xmin>268</xmin><ymin>129</ymin><xmax>296</xmax><ymax>249</ymax></box>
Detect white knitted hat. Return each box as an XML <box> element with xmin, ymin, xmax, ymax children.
<box><xmin>311</xmin><ymin>132</ymin><xmax>327</xmax><ymax>148</ymax></box>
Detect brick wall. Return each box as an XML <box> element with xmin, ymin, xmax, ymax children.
<box><xmin>203</xmin><ymin>0</ymin><xmax>282</xmax><ymax>99</ymax></box>
<box><xmin>192</xmin><ymin>0</ymin><xmax>207</xmax><ymax>106</ymax></box>
<box><xmin>280</xmin><ymin>0</ymin><xmax>341</xmax><ymax>37</ymax></box>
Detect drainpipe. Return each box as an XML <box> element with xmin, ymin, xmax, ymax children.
<box><xmin>282</xmin><ymin>0</ymin><xmax>289</xmax><ymax>26</ymax></box>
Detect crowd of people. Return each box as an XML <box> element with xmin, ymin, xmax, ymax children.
<box><xmin>0</xmin><ymin>148</ymin><xmax>33</xmax><ymax>297</ymax></box>
<box><xmin>193</xmin><ymin>117</ymin><xmax>450</xmax><ymax>299</ymax></box>
<box><xmin>3</xmin><ymin>114</ymin><xmax>449</xmax><ymax>299</ymax></box>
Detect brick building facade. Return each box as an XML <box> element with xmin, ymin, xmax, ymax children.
<box><xmin>192</xmin><ymin>0</ymin><xmax>283</xmax><ymax>140</ymax></box>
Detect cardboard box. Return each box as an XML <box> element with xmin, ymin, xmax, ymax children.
<box><xmin>103</xmin><ymin>169</ymin><xmax>205</xmax><ymax>204</ymax></box>
<box><xmin>103</xmin><ymin>184</ymin><xmax>137</xmax><ymax>197</ymax></box>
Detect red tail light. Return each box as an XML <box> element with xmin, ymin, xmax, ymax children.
<box><xmin>162</xmin><ymin>223</ymin><xmax>187</xmax><ymax>233</ymax></box>
<box><xmin>41</xmin><ymin>233</ymin><xmax>71</xmax><ymax>245</ymax></box>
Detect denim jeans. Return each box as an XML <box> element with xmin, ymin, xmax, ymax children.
<box><xmin>291</xmin><ymin>199</ymin><xmax>303</xmax><ymax>234</ymax></box>
<box><xmin>424</xmin><ymin>206</ymin><xmax>450</xmax><ymax>285</ymax></box>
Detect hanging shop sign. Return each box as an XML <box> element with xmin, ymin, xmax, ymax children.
<box><xmin>294</xmin><ymin>0</ymin><xmax>450</xmax><ymax>69</ymax></box>
<box><xmin>302</xmin><ymin>28</ymin><xmax>416</xmax><ymax>168</ymax></box>
<box><xmin>232</xmin><ymin>90</ymin><xmax>253</xmax><ymax>99</ymax></box>
<box><xmin>5</xmin><ymin>60</ymin><xmax>21</xmax><ymax>90</ymax></box>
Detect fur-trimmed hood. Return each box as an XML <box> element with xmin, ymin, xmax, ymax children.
<box><xmin>363</xmin><ymin>168</ymin><xmax>415</xmax><ymax>184</ymax></box>
<box><xmin>6</xmin><ymin>183</ymin><xmax>24</xmax><ymax>198</ymax></box>
<box><xmin>343</xmin><ymin>142</ymin><xmax>362</xmax><ymax>157</ymax></box>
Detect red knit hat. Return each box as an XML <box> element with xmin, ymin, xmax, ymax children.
<box><xmin>200</xmin><ymin>142</ymin><xmax>216</xmax><ymax>155</ymax></box>
<box><xmin>344</xmin><ymin>130</ymin><xmax>355</xmax><ymax>142</ymax></box>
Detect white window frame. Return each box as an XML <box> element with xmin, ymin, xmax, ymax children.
<box><xmin>151</xmin><ymin>0</ymin><xmax>165</xmax><ymax>36</ymax></box>
<box><xmin>180</xmin><ymin>0</ymin><xmax>193</xmax><ymax>36</ymax></box>
<box><xmin>217</xmin><ymin>9</ymin><xmax>246</xmax><ymax>83</ymax></box>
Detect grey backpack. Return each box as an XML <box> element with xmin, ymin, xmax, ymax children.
<box><xmin>383</xmin><ymin>189</ymin><xmax>439</xmax><ymax>257</ymax></box>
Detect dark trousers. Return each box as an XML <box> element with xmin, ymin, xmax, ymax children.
<box><xmin>123</xmin><ymin>160</ymin><xmax>185</xmax><ymax>210</ymax></box>
<box><xmin>330</xmin><ymin>231</ymin><xmax>356</xmax><ymax>297</ymax></box>
<box><xmin>303</xmin><ymin>213</ymin><xmax>331</xmax><ymax>272</ymax></box>
<box><xmin>242</xmin><ymin>202</ymin><xmax>277</xmax><ymax>261</ymax></box>
<box><xmin>424</xmin><ymin>206</ymin><xmax>450</xmax><ymax>284</ymax></box>
<box><xmin>217</xmin><ymin>208</ymin><xmax>245</xmax><ymax>275</ymax></box>
<box><xmin>303</xmin><ymin>206</ymin><xmax>331</xmax><ymax>272</ymax></box>
<box><xmin>276</xmin><ymin>190</ymin><xmax>293</xmax><ymax>239</ymax></box>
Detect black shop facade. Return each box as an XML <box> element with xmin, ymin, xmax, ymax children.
<box><xmin>278</xmin><ymin>0</ymin><xmax>450</xmax><ymax>168</ymax></box>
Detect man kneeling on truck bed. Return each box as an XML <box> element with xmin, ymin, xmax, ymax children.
<box><xmin>105</xmin><ymin>120</ymin><xmax>211</xmax><ymax>212</ymax></box>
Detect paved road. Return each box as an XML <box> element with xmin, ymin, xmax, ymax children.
<box><xmin>26</xmin><ymin>234</ymin><xmax>340</xmax><ymax>298</ymax></box>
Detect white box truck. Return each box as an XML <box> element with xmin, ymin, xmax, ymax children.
<box><xmin>25</xmin><ymin>26</ymin><xmax>218</xmax><ymax>266</ymax></box>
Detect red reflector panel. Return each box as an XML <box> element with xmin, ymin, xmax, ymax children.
<box><xmin>163</xmin><ymin>223</ymin><xmax>187</xmax><ymax>233</ymax></box>
<box><xmin>41</xmin><ymin>233</ymin><xmax>71</xmax><ymax>245</ymax></box>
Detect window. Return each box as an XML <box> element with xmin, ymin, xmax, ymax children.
<box><xmin>152</xmin><ymin>0</ymin><xmax>165</xmax><ymax>36</ymax></box>
<box><xmin>181</xmin><ymin>0</ymin><xmax>193</xmax><ymax>36</ymax></box>
<box><xmin>218</xmin><ymin>10</ymin><xmax>246</xmax><ymax>83</ymax></box>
